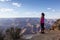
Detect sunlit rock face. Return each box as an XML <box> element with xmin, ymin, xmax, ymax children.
<box><xmin>51</xmin><ymin>19</ymin><xmax>60</xmax><ymax>30</ymax></box>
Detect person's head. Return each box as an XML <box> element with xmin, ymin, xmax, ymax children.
<box><xmin>41</xmin><ymin>12</ymin><xmax>45</xmax><ymax>17</ymax></box>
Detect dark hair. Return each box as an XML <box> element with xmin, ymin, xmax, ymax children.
<box><xmin>41</xmin><ymin>12</ymin><xmax>45</xmax><ymax>16</ymax></box>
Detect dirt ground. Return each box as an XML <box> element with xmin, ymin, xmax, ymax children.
<box><xmin>31</xmin><ymin>30</ymin><xmax>60</xmax><ymax>40</ymax></box>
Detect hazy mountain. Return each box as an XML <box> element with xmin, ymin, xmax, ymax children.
<box><xmin>0</xmin><ymin>18</ymin><xmax>56</xmax><ymax>34</ymax></box>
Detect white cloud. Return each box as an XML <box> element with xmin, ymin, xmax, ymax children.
<box><xmin>12</xmin><ymin>2</ymin><xmax>22</xmax><ymax>7</ymax></box>
<box><xmin>47</xmin><ymin>8</ymin><xmax>51</xmax><ymax>10</ymax></box>
<box><xmin>0</xmin><ymin>8</ymin><xmax>14</xmax><ymax>18</ymax></box>
<box><xmin>0</xmin><ymin>8</ymin><xmax>14</xmax><ymax>12</ymax></box>
<box><xmin>47</xmin><ymin>8</ymin><xmax>56</xmax><ymax>12</ymax></box>
<box><xmin>52</xmin><ymin>9</ymin><xmax>55</xmax><ymax>12</ymax></box>
<box><xmin>19</xmin><ymin>11</ymin><xmax>40</xmax><ymax>17</ymax></box>
<box><xmin>0</xmin><ymin>7</ymin><xmax>23</xmax><ymax>18</ymax></box>
<box><xmin>0</xmin><ymin>0</ymin><xmax>11</xmax><ymax>2</ymax></box>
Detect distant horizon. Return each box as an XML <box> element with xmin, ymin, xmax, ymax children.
<box><xmin>0</xmin><ymin>17</ymin><xmax>59</xmax><ymax>19</ymax></box>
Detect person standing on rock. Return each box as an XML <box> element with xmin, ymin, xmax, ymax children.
<box><xmin>40</xmin><ymin>12</ymin><xmax>45</xmax><ymax>34</ymax></box>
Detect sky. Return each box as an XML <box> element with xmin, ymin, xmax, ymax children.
<box><xmin>0</xmin><ymin>0</ymin><xmax>60</xmax><ymax>19</ymax></box>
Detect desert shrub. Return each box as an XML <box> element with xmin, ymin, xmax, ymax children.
<box><xmin>5</xmin><ymin>27</ymin><xmax>23</xmax><ymax>40</ymax></box>
<box><xmin>0</xmin><ymin>29</ymin><xmax>5</xmax><ymax>40</ymax></box>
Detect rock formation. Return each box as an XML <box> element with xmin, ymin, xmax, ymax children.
<box><xmin>51</xmin><ymin>19</ymin><xmax>60</xmax><ymax>30</ymax></box>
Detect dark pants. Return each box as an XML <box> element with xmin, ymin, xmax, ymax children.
<box><xmin>41</xmin><ymin>23</ymin><xmax>44</xmax><ymax>33</ymax></box>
